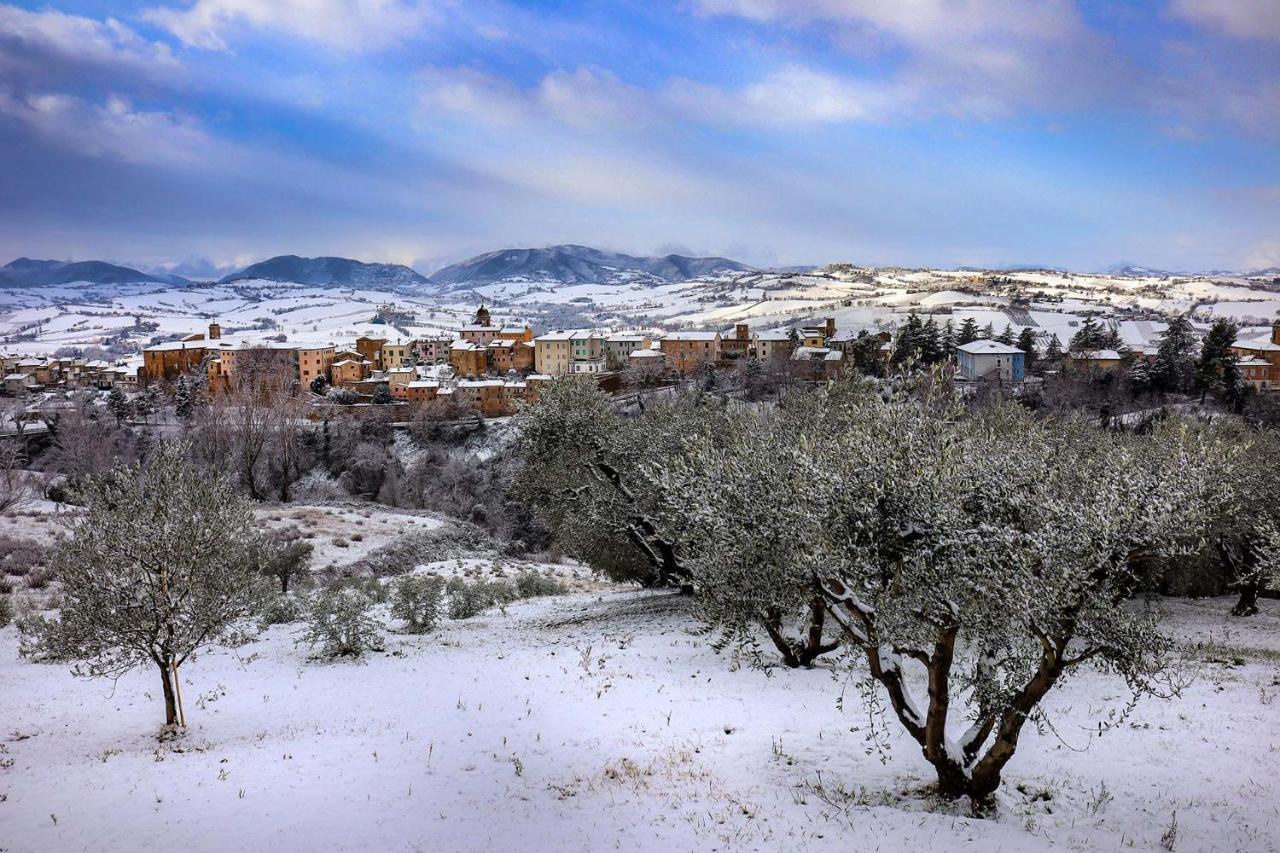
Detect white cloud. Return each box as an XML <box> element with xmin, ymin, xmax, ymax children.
<box><xmin>0</xmin><ymin>5</ymin><xmax>178</xmax><ymax>79</ymax></box>
<box><xmin>694</xmin><ymin>0</ymin><xmax>1128</xmax><ymax>118</ymax></box>
<box><xmin>420</xmin><ymin>63</ymin><xmax>899</xmax><ymax>130</ymax></box>
<box><xmin>0</xmin><ymin>91</ymin><xmax>212</xmax><ymax>166</ymax></box>
<box><xmin>1169</xmin><ymin>0</ymin><xmax>1280</xmax><ymax>42</ymax></box>
<box><xmin>666</xmin><ymin>66</ymin><xmax>897</xmax><ymax>126</ymax></box>
<box><xmin>143</xmin><ymin>0</ymin><xmax>435</xmax><ymax>51</ymax></box>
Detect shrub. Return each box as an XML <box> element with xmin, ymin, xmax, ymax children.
<box><xmin>25</xmin><ymin>566</ymin><xmax>55</xmax><ymax>590</ymax></box>
<box><xmin>0</xmin><ymin>577</ymin><xmax>13</xmax><ymax>594</ymax></box>
<box><xmin>332</xmin><ymin>537</ymin><xmax>350</xmax><ymax>548</ymax></box>
<box><xmin>480</xmin><ymin>578</ymin><xmax>519</xmax><ymax>606</ymax></box>
<box><xmin>447</xmin><ymin>581</ymin><xmax>491</xmax><ymax>620</ymax></box>
<box><xmin>298</xmin><ymin>588</ymin><xmax>384</xmax><ymax>658</ymax></box>
<box><xmin>0</xmin><ymin>595</ymin><xmax>11</xmax><ymax>628</ymax></box>
<box><xmin>258</xmin><ymin>594</ymin><xmax>303</xmax><ymax>627</ymax></box>
<box><xmin>515</xmin><ymin>570</ymin><xmax>567</xmax><ymax>599</ymax></box>
<box><xmin>390</xmin><ymin>575</ymin><xmax>445</xmax><ymax>633</ymax></box>
<box><xmin>0</xmin><ymin>536</ymin><xmax>51</xmax><ymax>578</ymax></box>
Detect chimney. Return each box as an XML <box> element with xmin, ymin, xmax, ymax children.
<box><xmin>209</xmin><ymin>322</ymin><xmax>222</xmax><ymax>340</ymax></box>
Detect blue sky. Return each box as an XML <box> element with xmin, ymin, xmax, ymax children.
<box><xmin>0</xmin><ymin>0</ymin><xmax>1277</xmax><ymax>275</ymax></box>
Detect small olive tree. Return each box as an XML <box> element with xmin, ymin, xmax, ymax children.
<box><xmin>24</xmin><ymin>442</ymin><xmax>268</xmax><ymax>727</ymax></box>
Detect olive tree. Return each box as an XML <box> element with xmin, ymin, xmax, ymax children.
<box><xmin>643</xmin><ymin>378</ymin><xmax>1228</xmax><ymax>808</ymax></box>
<box><xmin>24</xmin><ymin>442</ymin><xmax>268</xmax><ymax>728</ymax></box>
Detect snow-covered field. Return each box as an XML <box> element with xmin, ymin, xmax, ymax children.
<box><xmin>3</xmin><ymin>266</ymin><xmax>1280</xmax><ymax>359</ymax></box>
<box><xmin>2</xmin><ymin>589</ymin><xmax>1277</xmax><ymax>852</ymax></box>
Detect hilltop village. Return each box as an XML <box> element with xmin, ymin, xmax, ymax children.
<box><xmin>2</xmin><ymin>301</ymin><xmax>1277</xmax><ymax>427</ymax></box>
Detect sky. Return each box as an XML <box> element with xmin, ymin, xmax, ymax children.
<box><xmin>0</xmin><ymin>0</ymin><xmax>1277</xmax><ymax>276</ymax></box>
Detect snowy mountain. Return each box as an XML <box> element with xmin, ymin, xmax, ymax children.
<box><xmin>1</xmin><ymin>257</ymin><xmax>187</xmax><ymax>287</ymax></box>
<box><xmin>220</xmin><ymin>255</ymin><xmax>429</xmax><ymax>288</ymax></box>
<box><xmin>428</xmin><ymin>244</ymin><xmax>754</xmax><ymax>289</ymax></box>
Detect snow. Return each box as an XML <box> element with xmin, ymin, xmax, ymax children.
<box><xmin>1</xmin><ymin>591</ymin><xmax>1277</xmax><ymax>852</ymax></box>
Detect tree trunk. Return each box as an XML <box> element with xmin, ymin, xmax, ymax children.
<box><xmin>159</xmin><ymin>660</ymin><xmax>178</xmax><ymax>726</ymax></box>
<box><xmin>1233</xmin><ymin>574</ymin><xmax>1261</xmax><ymax>617</ymax></box>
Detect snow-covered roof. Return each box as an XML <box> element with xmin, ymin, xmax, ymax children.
<box><xmin>957</xmin><ymin>340</ymin><xmax>1024</xmax><ymax>355</ymax></box>
<box><xmin>629</xmin><ymin>349</ymin><xmax>663</xmax><ymax>358</ymax></box>
<box><xmin>823</xmin><ymin>351</ymin><xmax>844</xmax><ymax>361</ymax></box>
<box><xmin>498</xmin><ymin>326</ymin><xmax>529</xmax><ymax>335</ymax></box>
<box><xmin>1070</xmin><ymin>349</ymin><xmax>1123</xmax><ymax>361</ymax></box>
<box><xmin>534</xmin><ymin>330</ymin><xmax>575</xmax><ymax>342</ymax></box>
<box><xmin>1237</xmin><ymin>357</ymin><xmax>1272</xmax><ymax>367</ymax></box>
<box><xmin>451</xmin><ymin>340</ymin><xmax>481</xmax><ymax>351</ymax></box>
<box><xmin>1234</xmin><ymin>337</ymin><xmax>1280</xmax><ymax>352</ymax></box>
<box><xmin>754</xmin><ymin>329</ymin><xmax>792</xmax><ymax>341</ymax></box>
<box><xmin>406</xmin><ymin>380</ymin><xmax>440</xmax><ymax>388</ymax></box>
<box><xmin>664</xmin><ymin>331</ymin><xmax>720</xmax><ymax>342</ymax></box>
<box><xmin>608</xmin><ymin>332</ymin><xmax>649</xmax><ymax>342</ymax></box>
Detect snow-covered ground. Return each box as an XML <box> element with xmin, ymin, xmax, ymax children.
<box><xmin>2</xmin><ymin>590</ymin><xmax>1277</xmax><ymax>852</ymax></box>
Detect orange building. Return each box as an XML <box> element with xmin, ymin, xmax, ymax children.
<box><xmin>355</xmin><ymin>336</ymin><xmax>387</xmax><ymax>370</ymax></box>
<box><xmin>450</xmin><ymin>340</ymin><xmax>488</xmax><ymax>377</ymax></box>
<box><xmin>659</xmin><ymin>331</ymin><xmax>722</xmax><ymax>375</ymax></box>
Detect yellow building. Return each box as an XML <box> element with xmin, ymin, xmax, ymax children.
<box><xmin>298</xmin><ymin>345</ymin><xmax>336</xmax><ymax>387</ymax></box>
<box><xmin>534</xmin><ymin>330</ymin><xmax>574</xmax><ymax>375</ymax></box>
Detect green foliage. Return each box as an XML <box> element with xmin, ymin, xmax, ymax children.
<box><xmin>515</xmin><ymin>570</ymin><xmax>567</xmax><ymax>598</ymax></box>
<box><xmin>390</xmin><ymin>574</ymin><xmax>445</xmax><ymax>633</ymax></box>
<box><xmin>299</xmin><ymin>587</ymin><xmax>384</xmax><ymax>658</ymax></box>
<box><xmin>258</xmin><ymin>593</ymin><xmax>304</xmax><ymax>627</ymax></box>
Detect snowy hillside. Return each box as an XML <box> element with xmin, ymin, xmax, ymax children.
<box><xmin>2</xmin><ymin>581</ymin><xmax>1276</xmax><ymax>852</ymax></box>
<box><xmin>2</xmin><ymin>260</ymin><xmax>1280</xmax><ymax>357</ymax></box>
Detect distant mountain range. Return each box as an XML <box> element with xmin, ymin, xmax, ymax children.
<box><xmin>427</xmin><ymin>244</ymin><xmax>754</xmax><ymax>289</ymax></box>
<box><xmin>1</xmin><ymin>257</ymin><xmax>189</xmax><ymax>288</ymax></box>
<box><xmin>6</xmin><ymin>249</ymin><xmax>1275</xmax><ymax>292</ymax></box>
<box><xmin>220</xmin><ymin>255</ymin><xmax>429</xmax><ymax>288</ymax></box>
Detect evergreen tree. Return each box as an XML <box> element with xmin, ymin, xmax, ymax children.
<box><xmin>1016</xmin><ymin>327</ymin><xmax>1038</xmax><ymax>370</ymax></box>
<box><xmin>1103</xmin><ymin>321</ymin><xmax>1124</xmax><ymax>351</ymax></box>
<box><xmin>107</xmin><ymin>386</ymin><xmax>129</xmax><ymax>426</ymax></box>
<box><xmin>981</xmin><ymin>322</ymin><xmax>995</xmax><ymax>340</ymax></box>
<box><xmin>371</xmin><ymin>384</ymin><xmax>394</xmax><ymax>405</ymax></box>
<box><xmin>1044</xmin><ymin>334</ymin><xmax>1064</xmax><ymax>363</ymax></box>
<box><xmin>995</xmin><ymin>324</ymin><xmax>1014</xmax><ymax>345</ymax></box>
<box><xmin>892</xmin><ymin>314</ymin><xmax>924</xmax><ymax>364</ymax></box>
<box><xmin>1150</xmin><ymin>315</ymin><xmax>1197</xmax><ymax>394</ymax></box>
<box><xmin>174</xmin><ymin>376</ymin><xmax>192</xmax><ymax>420</ymax></box>
<box><xmin>940</xmin><ymin>320</ymin><xmax>957</xmax><ymax>359</ymax></box>
<box><xmin>1195</xmin><ymin>319</ymin><xmax>1241</xmax><ymax>403</ymax></box>
<box><xmin>920</xmin><ymin>317</ymin><xmax>942</xmax><ymax>364</ymax></box>
<box><xmin>849</xmin><ymin>332</ymin><xmax>886</xmax><ymax>377</ymax></box>
<box><xmin>310</xmin><ymin>375</ymin><xmax>328</xmax><ymax>395</ymax></box>
<box><xmin>957</xmin><ymin>317</ymin><xmax>980</xmax><ymax>346</ymax></box>
<box><xmin>1070</xmin><ymin>317</ymin><xmax>1108</xmax><ymax>353</ymax></box>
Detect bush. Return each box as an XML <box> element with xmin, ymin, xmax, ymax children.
<box><xmin>447</xmin><ymin>581</ymin><xmax>491</xmax><ymax>620</ymax></box>
<box><xmin>390</xmin><ymin>575</ymin><xmax>445</xmax><ymax>633</ymax></box>
<box><xmin>0</xmin><ymin>536</ymin><xmax>51</xmax><ymax>578</ymax></box>
<box><xmin>480</xmin><ymin>578</ymin><xmax>518</xmax><ymax>606</ymax></box>
<box><xmin>0</xmin><ymin>577</ymin><xmax>13</xmax><ymax>594</ymax></box>
<box><xmin>0</xmin><ymin>595</ymin><xmax>11</xmax><ymax>628</ymax></box>
<box><xmin>515</xmin><ymin>570</ymin><xmax>567</xmax><ymax>599</ymax></box>
<box><xmin>258</xmin><ymin>594</ymin><xmax>303</xmax><ymax>627</ymax></box>
<box><xmin>25</xmin><ymin>566</ymin><xmax>55</xmax><ymax>590</ymax></box>
<box><xmin>298</xmin><ymin>588</ymin><xmax>384</xmax><ymax>658</ymax></box>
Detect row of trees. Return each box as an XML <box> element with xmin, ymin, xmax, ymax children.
<box><xmin>515</xmin><ymin>375</ymin><xmax>1252</xmax><ymax>807</ymax></box>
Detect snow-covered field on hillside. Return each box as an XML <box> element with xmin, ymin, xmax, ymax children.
<box><xmin>2</xmin><ymin>589</ymin><xmax>1277</xmax><ymax>852</ymax></box>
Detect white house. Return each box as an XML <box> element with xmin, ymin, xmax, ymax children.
<box><xmin>956</xmin><ymin>340</ymin><xmax>1026</xmax><ymax>382</ymax></box>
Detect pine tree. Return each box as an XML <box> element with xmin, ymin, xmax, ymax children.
<box><xmin>1044</xmin><ymin>334</ymin><xmax>1064</xmax><ymax>362</ymax></box>
<box><xmin>892</xmin><ymin>314</ymin><xmax>925</xmax><ymax>364</ymax></box>
<box><xmin>940</xmin><ymin>320</ymin><xmax>957</xmax><ymax>359</ymax></box>
<box><xmin>920</xmin><ymin>317</ymin><xmax>942</xmax><ymax>364</ymax></box>
<box><xmin>1070</xmin><ymin>317</ymin><xmax>1108</xmax><ymax>353</ymax></box>
<box><xmin>957</xmin><ymin>318</ymin><xmax>980</xmax><ymax>346</ymax></box>
<box><xmin>995</xmin><ymin>324</ymin><xmax>1015</xmax><ymax>345</ymax></box>
<box><xmin>1195</xmin><ymin>319</ymin><xmax>1240</xmax><ymax>403</ymax></box>
<box><xmin>1016</xmin><ymin>327</ymin><xmax>1038</xmax><ymax>370</ymax></box>
<box><xmin>981</xmin><ymin>322</ymin><xmax>995</xmax><ymax>340</ymax></box>
<box><xmin>107</xmin><ymin>386</ymin><xmax>129</xmax><ymax>426</ymax></box>
<box><xmin>174</xmin><ymin>376</ymin><xmax>192</xmax><ymax>420</ymax></box>
<box><xmin>1151</xmin><ymin>315</ymin><xmax>1197</xmax><ymax>394</ymax></box>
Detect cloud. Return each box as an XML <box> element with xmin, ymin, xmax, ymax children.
<box><xmin>143</xmin><ymin>0</ymin><xmax>435</xmax><ymax>51</ymax></box>
<box><xmin>1169</xmin><ymin>0</ymin><xmax>1280</xmax><ymax>42</ymax></box>
<box><xmin>666</xmin><ymin>66</ymin><xmax>897</xmax><ymax>126</ymax></box>
<box><xmin>0</xmin><ymin>5</ymin><xmax>178</xmax><ymax>85</ymax></box>
<box><xmin>694</xmin><ymin>0</ymin><xmax>1131</xmax><ymax>118</ymax></box>
<box><xmin>0</xmin><ymin>91</ymin><xmax>212</xmax><ymax>166</ymax></box>
<box><xmin>420</xmin><ymin>63</ymin><xmax>898</xmax><ymax>130</ymax></box>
